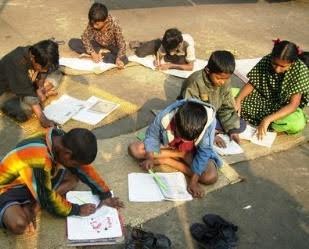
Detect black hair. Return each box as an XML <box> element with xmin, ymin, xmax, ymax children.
<box><xmin>62</xmin><ymin>128</ymin><xmax>98</xmax><ymax>164</ymax></box>
<box><xmin>174</xmin><ymin>102</ymin><xmax>208</xmax><ymax>141</ymax></box>
<box><xmin>29</xmin><ymin>40</ymin><xmax>59</xmax><ymax>71</ymax></box>
<box><xmin>206</xmin><ymin>50</ymin><xmax>235</xmax><ymax>74</ymax></box>
<box><xmin>299</xmin><ymin>51</ymin><xmax>309</xmax><ymax>68</ymax></box>
<box><xmin>161</xmin><ymin>28</ymin><xmax>183</xmax><ymax>52</ymax></box>
<box><xmin>88</xmin><ymin>2</ymin><xmax>108</xmax><ymax>24</ymax></box>
<box><xmin>271</xmin><ymin>40</ymin><xmax>299</xmax><ymax>63</ymax></box>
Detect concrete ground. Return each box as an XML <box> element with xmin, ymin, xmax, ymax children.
<box><xmin>0</xmin><ymin>0</ymin><xmax>309</xmax><ymax>248</ymax></box>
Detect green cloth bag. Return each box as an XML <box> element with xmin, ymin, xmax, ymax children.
<box><xmin>271</xmin><ymin>108</ymin><xmax>308</xmax><ymax>134</ymax></box>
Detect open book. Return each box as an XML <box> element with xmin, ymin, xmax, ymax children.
<box><xmin>128</xmin><ymin>172</ymin><xmax>193</xmax><ymax>202</ymax></box>
<box><xmin>239</xmin><ymin>124</ymin><xmax>277</xmax><ymax>148</ymax></box>
<box><xmin>214</xmin><ymin>134</ymin><xmax>244</xmax><ymax>156</ymax></box>
<box><xmin>66</xmin><ymin>191</ymin><xmax>124</xmax><ymax>246</ymax></box>
<box><xmin>43</xmin><ymin>94</ymin><xmax>119</xmax><ymax>125</ymax></box>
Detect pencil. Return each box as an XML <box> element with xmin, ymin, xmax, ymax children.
<box><xmin>73</xmin><ymin>195</ymin><xmax>87</xmax><ymax>204</ymax></box>
<box><xmin>148</xmin><ymin>169</ymin><xmax>168</xmax><ymax>192</ymax></box>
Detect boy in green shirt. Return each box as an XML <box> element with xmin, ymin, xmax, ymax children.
<box><xmin>179</xmin><ymin>50</ymin><xmax>246</xmax><ymax>147</ymax></box>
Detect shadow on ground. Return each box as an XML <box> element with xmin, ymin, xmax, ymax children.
<box><xmin>102</xmin><ymin>143</ymin><xmax>308</xmax><ymax>249</ymax></box>
<box><xmin>93</xmin><ymin>73</ymin><xmax>185</xmax><ymax>139</ymax></box>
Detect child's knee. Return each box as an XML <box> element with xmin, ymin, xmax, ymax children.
<box><xmin>199</xmin><ymin>161</ymin><xmax>218</xmax><ymax>185</ymax></box>
<box><xmin>128</xmin><ymin>142</ymin><xmax>145</xmax><ymax>159</ymax></box>
<box><xmin>8</xmin><ymin>216</ymin><xmax>29</xmax><ymax>235</ymax></box>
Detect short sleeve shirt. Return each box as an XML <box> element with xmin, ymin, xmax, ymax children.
<box><xmin>158</xmin><ymin>34</ymin><xmax>196</xmax><ymax>63</ymax></box>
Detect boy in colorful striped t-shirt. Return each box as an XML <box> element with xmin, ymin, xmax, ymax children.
<box><xmin>0</xmin><ymin>127</ymin><xmax>123</xmax><ymax>234</ymax></box>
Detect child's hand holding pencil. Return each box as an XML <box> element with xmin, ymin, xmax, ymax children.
<box><xmin>79</xmin><ymin>203</ymin><xmax>97</xmax><ymax>216</ymax></box>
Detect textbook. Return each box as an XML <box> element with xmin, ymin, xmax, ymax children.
<box><xmin>44</xmin><ymin>94</ymin><xmax>119</xmax><ymax>125</ymax></box>
<box><xmin>128</xmin><ymin>172</ymin><xmax>193</xmax><ymax>202</ymax></box>
<box><xmin>66</xmin><ymin>191</ymin><xmax>124</xmax><ymax>246</ymax></box>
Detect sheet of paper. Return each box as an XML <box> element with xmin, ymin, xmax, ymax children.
<box><xmin>128</xmin><ymin>55</ymin><xmax>207</xmax><ymax>78</ymax></box>
<box><xmin>66</xmin><ymin>191</ymin><xmax>122</xmax><ymax>241</ymax></box>
<box><xmin>250</xmin><ymin>131</ymin><xmax>277</xmax><ymax>148</ymax></box>
<box><xmin>43</xmin><ymin>94</ymin><xmax>86</xmax><ymax>124</ymax></box>
<box><xmin>234</xmin><ymin>58</ymin><xmax>262</xmax><ymax>82</ymax></box>
<box><xmin>59</xmin><ymin>57</ymin><xmax>117</xmax><ymax>72</ymax></box>
<box><xmin>128</xmin><ymin>172</ymin><xmax>192</xmax><ymax>202</ymax></box>
<box><xmin>128</xmin><ymin>173</ymin><xmax>164</xmax><ymax>202</ymax></box>
<box><xmin>239</xmin><ymin>124</ymin><xmax>257</xmax><ymax>140</ymax></box>
<box><xmin>213</xmin><ymin>134</ymin><xmax>244</xmax><ymax>156</ymax></box>
<box><xmin>239</xmin><ymin>124</ymin><xmax>277</xmax><ymax>148</ymax></box>
<box><xmin>72</xmin><ymin>96</ymin><xmax>119</xmax><ymax>125</ymax></box>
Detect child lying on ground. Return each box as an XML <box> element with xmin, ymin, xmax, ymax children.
<box><xmin>130</xmin><ymin>28</ymin><xmax>195</xmax><ymax>71</ymax></box>
<box><xmin>0</xmin><ymin>127</ymin><xmax>123</xmax><ymax>235</ymax></box>
<box><xmin>128</xmin><ymin>99</ymin><xmax>222</xmax><ymax>198</ymax></box>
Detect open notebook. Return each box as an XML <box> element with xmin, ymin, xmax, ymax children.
<box><xmin>43</xmin><ymin>94</ymin><xmax>119</xmax><ymax>125</ymax></box>
<box><xmin>128</xmin><ymin>172</ymin><xmax>193</xmax><ymax>202</ymax></box>
<box><xmin>66</xmin><ymin>191</ymin><xmax>124</xmax><ymax>246</ymax></box>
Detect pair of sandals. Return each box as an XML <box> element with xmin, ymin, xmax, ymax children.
<box><xmin>190</xmin><ymin>214</ymin><xmax>238</xmax><ymax>249</ymax></box>
<box><xmin>125</xmin><ymin>227</ymin><xmax>172</xmax><ymax>249</ymax></box>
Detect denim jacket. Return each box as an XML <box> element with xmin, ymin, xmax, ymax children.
<box><xmin>144</xmin><ymin>99</ymin><xmax>222</xmax><ymax>175</ymax></box>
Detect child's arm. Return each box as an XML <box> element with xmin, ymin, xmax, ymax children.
<box><xmin>68</xmin><ymin>165</ymin><xmax>124</xmax><ymax>209</ymax></box>
<box><xmin>33</xmin><ymin>168</ymin><xmax>83</xmax><ymax>216</ymax></box>
<box><xmin>68</xmin><ymin>165</ymin><xmax>112</xmax><ymax>199</ymax></box>
<box><xmin>191</xmin><ymin>121</ymin><xmax>222</xmax><ymax>180</ymax></box>
<box><xmin>81</xmin><ymin>24</ymin><xmax>102</xmax><ymax>62</ymax></box>
<box><xmin>217</xmin><ymin>86</ymin><xmax>241</xmax><ymax>135</ymax></box>
<box><xmin>256</xmin><ymin>93</ymin><xmax>302</xmax><ymax>139</ymax></box>
<box><xmin>234</xmin><ymin>83</ymin><xmax>254</xmax><ymax>113</ymax></box>
<box><xmin>113</xmin><ymin>20</ymin><xmax>126</xmax><ymax>64</ymax></box>
<box><xmin>157</xmin><ymin>62</ymin><xmax>194</xmax><ymax>71</ymax></box>
<box><xmin>31</xmin><ymin>103</ymin><xmax>55</xmax><ymax>128</ymax></box>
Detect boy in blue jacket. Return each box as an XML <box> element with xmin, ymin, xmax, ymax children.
<box><xmin>128</xmin><ymin>99</ymin><xmax>222</xmax><ymax>198</ymax></box>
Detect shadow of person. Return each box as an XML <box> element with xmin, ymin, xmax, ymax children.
<box><xmin>93</xmin><ymin>74</ymin><xmax>183</xmax><ymax>140</ymax></box>
<box><xmin>137</xmin><ymin>147</ymin><xmax>309</xmax><ymax>249</ymax></box>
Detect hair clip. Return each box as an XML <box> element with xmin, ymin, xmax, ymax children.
<box><xmin>272</xmin><ymin>38</ymin><xmax>281</xmax><ymax>45</ymax></box>
<box><xmin>296</xmin><ymin>46</ymin><xmax>303</xmax><ymax>55</ymax></box>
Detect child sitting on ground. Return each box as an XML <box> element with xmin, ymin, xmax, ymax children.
<box><xmin>69</xmin><ymin>2</ymin><xmax>128</xmax><ymax>69</ymax></box>
<box><xmin>130</xmin><ymin>28</ymin><xmax>195</xmax><ymax>71</ymax></box>
<box><xmin>0</xmin><ymin>127</ymin><xmax>123</xmax><ymax>235</ymax></box>
<box><xmin>0</xmin><ymin>39</ymin><xmax>60</xmax><ymax>127</ymax></box>
<box><xmin>178</xmin><ymin>50</ymin><xmax>246</xmax><ymax>148</ymax></box>
<box><xmin>128</xmin><ymin>99</ymin><xmax>222</xmax><ymax>198</ymax></box>
<box><xmin>235</xmin><ymin>40</ymin><xmax>309</xmax><ymax>139</ymax></box>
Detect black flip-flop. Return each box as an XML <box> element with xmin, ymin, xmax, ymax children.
<box><xmin>130</xmin><ymin>228</ymin><xmax>172</xmax><ymax>249</ymax></box>
<box><xmin>190</xmin><ymin>223</ymin><xmax>210</xmax><ymax>248</ymax></box>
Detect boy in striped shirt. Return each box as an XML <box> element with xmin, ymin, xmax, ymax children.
<box><xmin>0</xmin><ymin>127</ymin><xmax>123</xmax><ymax>234</ymax></box>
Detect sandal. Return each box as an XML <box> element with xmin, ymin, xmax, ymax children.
<box><xmin>127</xmin><ymin>228</ymin><xmax>172</xmax><ymax>249</ymax></box>
<box><xmin>190</xmin><ymin>223</ymin><xmax>210</xmax><ymax>248</ymax></box>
